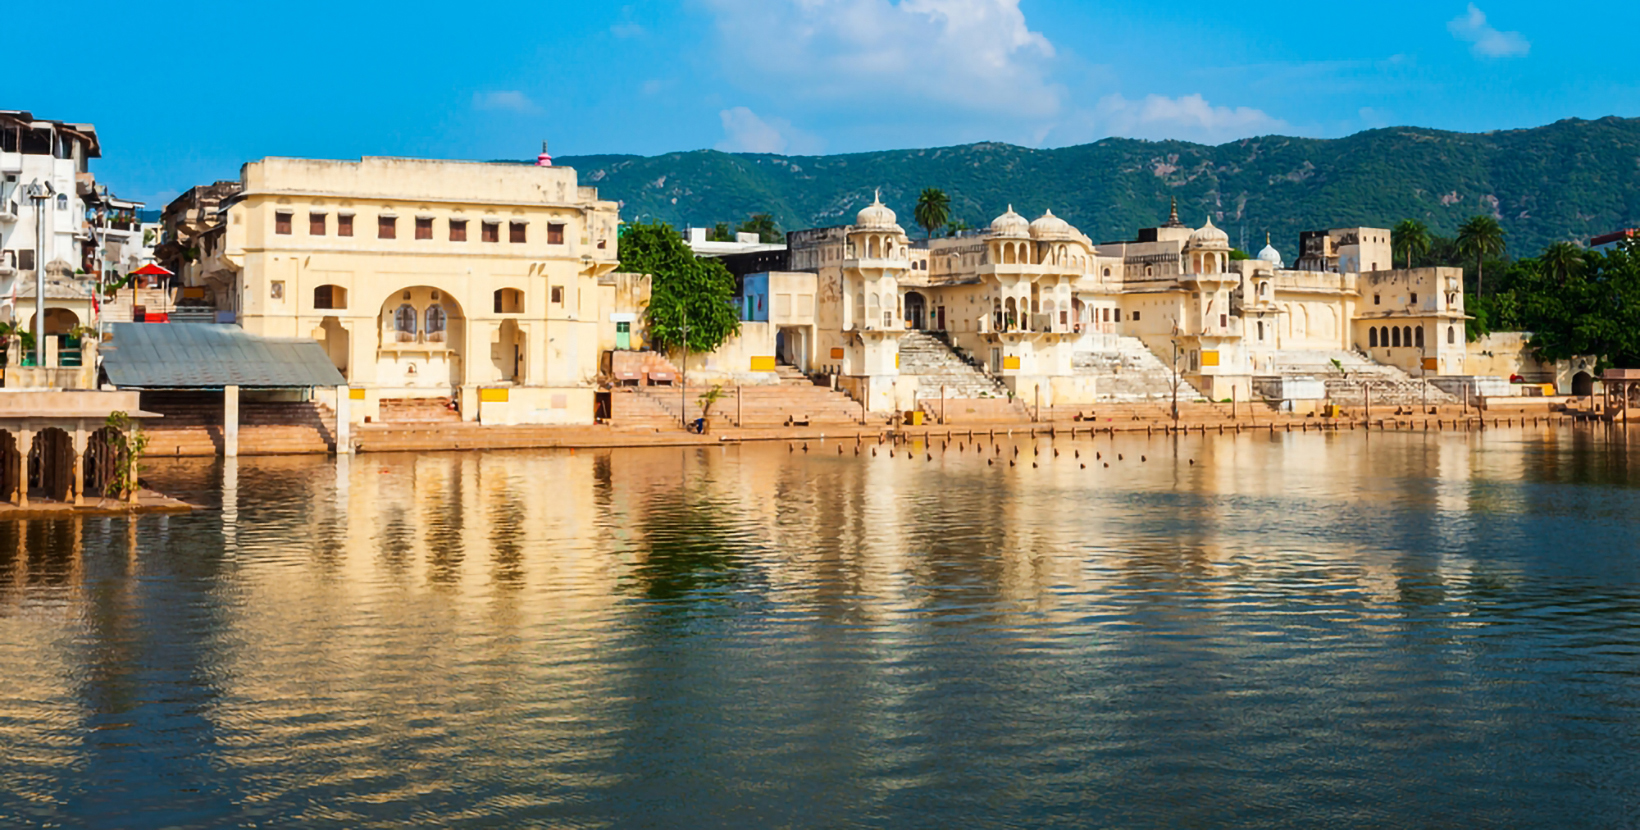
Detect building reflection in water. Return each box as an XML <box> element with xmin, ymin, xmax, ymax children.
<box><xmin>5</xmin><ymin>427</ymin><xmax>1640</xmax><ymax>826</ymax></box>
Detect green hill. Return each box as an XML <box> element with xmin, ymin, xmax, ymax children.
<box><xmin>556</xmin><ymin>116</ymin><xmax>1640</xmax><ymax>257</ymax></box>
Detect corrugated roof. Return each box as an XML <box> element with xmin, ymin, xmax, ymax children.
<box><xmin>101</xmin><ymin>323</ymin><xmax>347</xmax><ymax>389</ymax></box>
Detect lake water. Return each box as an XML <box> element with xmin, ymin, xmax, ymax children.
<box><xmin>4</xmin><ymin>429</ymin><xmax>1640</xmax><ymax>829</ymax></box>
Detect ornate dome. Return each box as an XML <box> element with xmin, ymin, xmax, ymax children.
<box><xmin>1257</xmin><ymin>233</ymin><xmax>1283</xmax><ymax>267</ymax></box>
<box><xmin>1187</xmin><ymin>216</ymin><xmax>1230</xmax><ymax>249</ymax></box>
<box><xmin>855</xmin><ymin>189</ymin><xmax>901</xmax><ymax>231</ymax></box>
<box><xmin>1029</xmin><ymin>209</ymin><xmax>1077</xmax><ymax>240</ymax></box>
<box><xmin>989</xmin><ymin>205</ymin><xmax>1030</xmax><ymax>238</ymax></box>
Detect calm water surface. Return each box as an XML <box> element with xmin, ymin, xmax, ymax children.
<box><xmin>4</xmin><ymin>429</ymin><xmax>1640</xmax><ymax>829</ymax></box>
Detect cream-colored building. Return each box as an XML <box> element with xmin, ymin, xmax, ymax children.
<box><xmin>204</xmin><ymin>156</ymin><xmax>621</xmax><ymax>424</ymax></box>
<box><xmin>772</xmin><ymin>197</ymin><xmax>1469</xmax><ymax>411</ymax></box>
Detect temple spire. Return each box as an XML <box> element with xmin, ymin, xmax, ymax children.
<box><xmin>1161</xmin><ymin>197</ymin><xmax>1185</xmax><ymax>228</ymax></box>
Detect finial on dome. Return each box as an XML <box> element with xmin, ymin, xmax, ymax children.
<box><xmin>875</xmin><ymin>187</ymin><xmax>882</xmax><ymax>204</ymax></box>
<box><xmin>1169</xmin><ymin>197</ymin><xmax>1179</xmax><ymax>223</ymax></box>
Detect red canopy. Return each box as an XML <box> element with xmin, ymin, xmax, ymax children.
<box><xmin>131</xmin><ymin>262</ymin><xmax>174</xmax><ymax>277</ymax></box>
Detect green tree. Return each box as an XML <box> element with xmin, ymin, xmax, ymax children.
<box><xmin>913</xmin><ymin>188</ymin><xmax>950</xmax><ymax>240</ymax></box>
<box><xmin>1456</xmin><ymin>215</ymin><xmax>1506</xmax><ymax>298</ymax></box>
<box><xmin>737</xmin><ymin>213</ymin><xmax>782</xmax><ymax>244</ymax></box>
<box><xmin>1392</xmin><ymin>219</ymin><xmax>1430</xmax><ymax>269</ymax></box>
<box><xmin>1540</xmin><ymin>241</ymin><xmax>1585</xmax><ymax>284</ymax></box>
<box><xmin>618</xmin><ymin>221</ymin><xmax>741</xmax><ymax>354</ymax></box>
<box><xmin>1517</xmin><ymin>240</ymin><xmax>1640</xmax><ymax>370</ymax></box>
<box><xmin>707</xmin><ymin>222</ymin><xmax>733</xmax><ymax>242</ymax></box>
<box><xmin>944</xmin><ymin>219</ymin><xmax>974</xmax><ymax>238</ymax></box>
<box><xmin>1228</xmin><ymin>249</ymin><xmax>1252</xmax><ymax>261</ymax></box>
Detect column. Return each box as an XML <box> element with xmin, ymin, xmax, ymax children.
<box><xmin>335</xmin><ymin>385</ymin><xmax>353</xmax><ymax>454</ymax></box>
<box><xmin>16</xmin><ymin>428</ymin><xmax>33</xmax><ymax>508</ymax></box>
<box><xmin>223</xmin><ymin>385</ymin><xmax>240</xmax><ymax>458</ymax></box>
<box><xmin>72</xmin><ymin>424</ymin><xmax>88</xmax><ymax>507</ymax></box>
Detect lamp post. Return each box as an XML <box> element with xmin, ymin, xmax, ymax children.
<box><xmin>680</xmin><ymin>305</ymin><xmax>690</xmax><ymax>430</ymax></box>
<box><xmin>24</xmin><ymin>180</ymin><xmax>53</xmax><ymax>365</ymax></box>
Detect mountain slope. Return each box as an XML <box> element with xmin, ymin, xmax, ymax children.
<box><xmin>557</xmin><ymin>117</ymin><xmax>1640</xmax><ymax>256</ymax></box>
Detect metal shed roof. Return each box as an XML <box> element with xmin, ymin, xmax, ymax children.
<box><xmin>101</xmin><ymin>323</ymin><xmax>347</xmax><ymax>390</ymax></box>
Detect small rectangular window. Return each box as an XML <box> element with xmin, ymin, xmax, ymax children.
<box><xmin>482</xmin><ymin>222</ymin><xmax>500</xmax><ymax>243</ymax></box>
<box><xmin>1130</xmin><ymin>311</ymin><xmax>1139</xmax><ymax>321</ymax></box>
<box><xmin>309</xmin><ymin>213</ymin><xmax>326</xmax><ymax>235</ymax></box>
<box><xmin>510</xmin><ymin>222</ymin><xmax>527</xmax><ymax>244</ymax></box>
<box><xmin>1220</xmin><ymin>314</ymin><xmax>1227</xmax><ymax>328</ymax></box>
<box><xmin>551</xmin><ymin>285</ymin><xmax>564</xmax><ymax>304</ymax></box>
<box><xmin>1374</xmin><ymin>294</ymin><xmax>1381</xmax><ymax>305</ymax></box>
<box><xmin>378</xmin><ymin>216</ymin><xmax>396</xmax><ymax>239</ymax></box>
<box><xmin>547</xmin><ymin>223</ymin><xmax>565</xmax><ymax>245</ymax></box>
<box><xmin>338</xmin><ymin>215</ymin><xmax>354</xmax><ymax>237</ymax></box>
<box><xmin>449</xmin><ymin>219</ymin><xmax>467</xmax><ymax>242</ymax></box>
<box><xmin>1410</xmin><ymin>293</ymin><xmax>1418</xmax><ymax>304</ymax></box>
<box><xmin>271</xmin><ymin>280</ymin><xmax>285</xmax><ymax>300</ymax></box>
<box><xmin>275</xmin><ymin>212</ymin><xmax>292</xmax><ymax>235</ymax></box>
<box><xmin>17</xmin><ymin>249</ymin><xmax>35</xmax><ymax>271</ymax></box>
<box><xmin>416</xmin><ymin>217</ymin><xmax>433</xmax><ymax>240</ymax></box>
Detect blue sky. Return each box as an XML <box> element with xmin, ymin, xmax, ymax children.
<box><xmin>10</xmin><ymin>0</ymin><xmax>1637</xmax><ymax>206</ymax></box>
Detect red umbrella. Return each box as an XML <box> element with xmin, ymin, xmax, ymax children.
<box><xmin>131</xmin><ymin>263</ymin><xmax>173</xmax><ymax>277</ymax></box>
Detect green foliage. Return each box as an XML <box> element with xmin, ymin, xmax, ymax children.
<box><xmin>737</xmin><ymin>213</ymin><xmax>781</xmax><ymax>244</ymax></box>
<box><xmin>0</xmin><ymin>321</ymin><xmax>35</xmax><ymax>353</ymax></box>
<box><xmin>1457</xmin><ymin>215</ymin><xmax>1507</xmax><ymax>297</ymax></box>
<box><xmin>618</xmin><ymin>221</ymin><xmax>741</xmax><ymax>354</ymax></box>
<box><xmin>1393</xmin><ymin>219</ymin><xmax>1430</xmax><ymax>269</ymax></box>
<box><xmin>1511</xmin><ymin>240</ymin><xmax>1640</xmax><ymax>370</ymax></box>
<box><xmin>914</xmin><ymin>188</ymin><xmax>950</xmax><ymax>239</ymax></box>
<box><xmin>105</xmin><ymin>411</ymin><xmax>149</xmax><ymax>502</ymax></box>
<box><xmin>707</xmin><ymin>222</ymin><xmax>733</xmax><ymax>242</ymax></box>
<box><xmin>697</xmin><ymin>384</ymin><xmax>727</xmax><ymax>421</ymax></box>
<box><xmin>1228</xmin><ymin>249</ymin><xmax>1252</xmax><ymax>261</ymax></box>
<box><xmin>558</xmin><ymin>117</ymin><xmax>1640</xmax><ymax>258</ymax></box>
<box><xmin>944</xmin><ymin>219</ymin><xmax>974</xmax><ymax>237</ymax></box>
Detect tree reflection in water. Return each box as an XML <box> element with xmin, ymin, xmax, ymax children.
<box><xmin>624</xmin><ymin>450</ymin><xmax>761</xmax><ymax>604</ymax></box>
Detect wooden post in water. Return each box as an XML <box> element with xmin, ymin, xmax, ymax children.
<box><xmin>737</xmin><ymin>385</ymin><xmax>743</xmax><ymax>427</ymax></box>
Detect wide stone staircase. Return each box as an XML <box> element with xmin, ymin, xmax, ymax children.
<box><xmin>378</xmin><ymin>397</ymin><xmax>462</xmax><ymax>423</ymax></box>
<box><xmin>632</xmin><ymin>382</ymin><xmax>877</xmax><ymax>428</ymax></box>
<box><xmin>1072</xmin><ymin>336</ymin><xmax>1189</xmax><ymax>401</ymax></box>
<box><xmin>1268</xmin><ymin>349</ymin><xmax>1457</xmax><ymax>406</ymax></box>
<box><xmin>899</xmin><ymin>331</ymin><xmax>1009</xmax><ymax>400</ymax></box>
<box><xmin>137</xmin><ymin>391</ymin><xmax>338</xmax><ymax>457</ymax></box>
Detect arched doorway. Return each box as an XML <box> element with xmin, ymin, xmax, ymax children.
<box><xmin>28</xmin><ymin>427</ymin><xmax>75</xmax><ymax>502</ymax></box>
<box><xmin>377</xmin><ymin>287</ymin><xmax>465</xmax><ymax>396</ymax></box>
<box><xmin>1572</xmin><ymin>371</ymin><xmax>1594</xmax><ymax>397</ymax></box>
<box><xmin>318</xmin><ymin>316</ymin><xmax>350</xmax><ymax>378</ymax></box>
<box><xmin>0</xmin><ymin>432</ymin><xmax>19</xmax><ymax>504</ymax></box>
<box><xmin>492</xmin><ymin>318</ymin><xmax>525</xmax><ymax>383</ymax></box>
<box><xmin>904</xmin><ymin>291</ymin><xmax>927</xmax><ymax>330</ymax></box>
<box><xmin>83</xmin><ymin>426</ymin><xmax>127</xmax><ymax>499</ymax></box>
<box><xmin>29</xmin><ymin>308</ymin><xmax>81</xmax><ymax>335</ymax></box>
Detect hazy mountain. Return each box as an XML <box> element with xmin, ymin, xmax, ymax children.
<box><xmin>556</xmin><ymin>116</ymin><xmax>1640</xmax><ymax>257</ymax></box>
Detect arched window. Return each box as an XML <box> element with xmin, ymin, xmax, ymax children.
<box><xmin>314</xmin><ymin>285</ymin><xmax>347</xmax><ymax>310</ymax></box>
<box><xmin>424</xmin><ymin>304</ymin><xmax>447</xmax><ymax>343</ymax></box>
<box><xmin>1103</xmin><ymin>267</ymin><xmax>1112</xmax><ymax>278</ymax></box>
<box><xmin>883</xmin><ymin>292</ymin><xmax>896</xmax><ymax>327</ymax></box>
<box><xmin>494</xmin><ymin>288</ymin><xmax>523</xmax><ymax>313</ymax></box>
<box><xmin>56</xmin><ymin>193</ymin><xmax>68</xmax><ymax>211</ymax></box>
<box><xmin>1403</xmin><ymin>327</ymin><xmax>1413</xmax><ymax>349</ymax></box>
<box><xmin>1448</xmin><ymin>325</ymin><xmax>1456</xmax><ymax>344</ymax></box>
<box><xmin>1392</xmin><ymin>327</ymin><xmax>1401</xmax><ymax>347</ymax></box>
<box><xmin>1369</xmin><ymin>328</ymin><xmax>1378</xmax><ymax>348</ymax></box>
<box><xmin>1415</xmin><ymin>326</ymin><xmax>1425</xmax><ymax>348</ymax></box>
<box><xmin>394</xmin><ymin>304</ymin><xmax>417</xmax><ymax>342</ymax></box>
<box><xmin>868</xmin><ymin>237</ymin><xmax>880</xmax><ymax>258</ymax></box>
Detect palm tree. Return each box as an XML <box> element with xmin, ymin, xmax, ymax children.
<box><xmin>1392</xmin><ymin>219</ymin><xmax>1430</xmax><ymax>269</ymax></box>
<box><xmin>736</xmin><ymin>213</ymin><xmax>781</xmax><ymax>244</ymax></box>
<box><xmin>1540</xmin><ymin>241</ymin><xmax>1584</xmax><ymax>285</ymax></box>
<box><xmin>1456</xmin><ymin>215</ymin><xmax>1506</xmax><ymax>298</ymax></box>
<box><xmin>914</xmin><ymin>188</ymin><xmax>950</xmax><ymax>240</ymax></box>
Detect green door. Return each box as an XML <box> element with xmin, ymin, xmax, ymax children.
<box><xmin>615</xmin><ymin>321</ymin><xmax>631</xmax><ymax>350</ymax></box>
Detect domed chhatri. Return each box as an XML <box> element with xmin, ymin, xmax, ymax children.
<box><xmin>1257</xmin><ymin>232</ymin><xmax>1284</xmax><ymax>267</ymax></box>
<box><xmin>990</xmin><ymin>205</ymin><xmax>1030</xmax><ymax>238</ymax></box>
<box><xmin>855</xmin><ymin>189</ymin><xmax>902</xmax><ymax>231</ymax></box>
<box><xmin>1187</xmin><ymin>215</ymin><xmax>1230</xmax><ymax>249</ymax></box>
<box><xmin>1028</xmin><ymin>208</ymin><xmax>1077</xmax><ymax>240</ymax></box>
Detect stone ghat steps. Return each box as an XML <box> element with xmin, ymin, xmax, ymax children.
<box><xmin>141</xmin><ymin>425</ymin><xmax>335</xmax><ymax>457</ymax></box>
<box><xmin>378</xmin><ymin>397</ymin><xmax>462</xmax><ymax>423</ymax></box>
<box><xmin>608</xmin><ymin>388</ymin><xmax>683</xmax><ymax>431</ymax></box>
<box><xmin>634</xmin><ymin>384</ymin><xmax>879</xmax><ymax>427</ymax></box>
<box><xmin>1324</xmin><ymin>378</ymin><xmax>1459</xmax><ymax>406</ymax></box>
<box><xmin>1072</xmin><ymin>336</ymin><xmax>1191</xmax><ymax>400</ymax></box>
<box><xmin>919</xmin><ymin>397</ymin><xmax>1032</xmax><ymax>424</ymax></box>
<box><xmin>899</xmin><ymin>331</ymin><xmax>1008</xmax><ymax>400</ymax></box>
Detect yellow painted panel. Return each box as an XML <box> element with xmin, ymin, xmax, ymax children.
<box><xmin>1003</xmin><ymin>356</ymin><xmax>1021</xmax><ymax>371</ymax></box>
<box><xmin>1201</xmin><ymin>350</ymin><xmax>1220</xmax><ymax>367</ymax></box>
<box><xmin>830</xmin><ymin>347</ymin><xmax>845</xmax><ymax>360</ymax></box>
<box><xmin>349</xmin><ymin>388</ymin><xmax>366</xmax><ymax>400</ymax></box>
<box><xmin>478</xmin><ymin>388</ymin><xmax>510</xmax><ymax>403</ymax></box>
<box><xmin>750</xmin><ymin>356</ymin><xmax>777</xmax><ymax>372</ymax></box>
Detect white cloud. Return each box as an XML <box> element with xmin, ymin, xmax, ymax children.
<box><xmin>1447</xmin><ymin>4</ymin><xmax>1529</xmax><ymax>59</ymax></box>
<box><xmin>716</xmin><ymin>107</ymin><xmax>825</xmax><ymax>154</ymax></box>
<box><xmin>701</xmin><ymin>0</ymin><xmax>1061</xmax><ymax>118</ymax></box>
<box><xmin>472</xmin><ymin>90</ymin><xmax>540</xmax><ymax>114</ymax></box>
<box><xmin>1086</xmin><ymin>93</ymin><xmax>1291</xmax><ymax>145</ymax></box>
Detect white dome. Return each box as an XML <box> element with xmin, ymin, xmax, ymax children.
<box><xmin>1029</xmin><ymin>209</ymin><xmax>1077</xmax><ymax>240</ymax></box>
<box><xmin>990</xmin><ymin>205</ymin><xmax>1030</xmax><ymax>238</ymax></box>
<box><xmin>1257</xmin><ymin>233</ymin><xmax>1283</xmax><ymax>267</ymax></box>
<box><xmin>855</xmin><ymin>189</ymin><xmax>900</xmax><ymax>230</ymax></box>
<box><xmin>1187</xmin><ymin>216</ymin><xmax>1230</xmax><ymax>249</ymax></box>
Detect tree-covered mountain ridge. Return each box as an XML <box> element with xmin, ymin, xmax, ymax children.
<box><xmin>556</xmin><ymin>116</ymin><xmax>1640</xmax><ymax>257</ymax></box>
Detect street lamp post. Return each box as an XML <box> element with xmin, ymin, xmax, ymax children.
<box><xmin>25</xmin><ymin>180</ymin><xmax>53</xmax><ymax>366</ymax></box>
<box><xmin>680</xmin><ymin>306</ymin><xmax>690</xmax><ymax>430</ymax></box>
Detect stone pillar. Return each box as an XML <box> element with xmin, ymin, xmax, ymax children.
<box><xmin>43</xmin><ymin>336</ymin><xmax>59</xmax><ymax>371</ymax></box>
<box><xmin>71</xmin><ymin>424</ymin><xmax>88</xmax><ymax>507</ymax></box>
<box><xmin>335</xmin><ymin>385</ymin><xmax>353</xmax><ymax>454</ymax></box>
<box><xmin>16</xmin><ymin>428</ymin><xmax>32</xmax><ymax>508</ymax></box>
<box><xmin>224</xmin><ymin>385</ymin><xmax>240</xmax><ymax>458</ymax></box>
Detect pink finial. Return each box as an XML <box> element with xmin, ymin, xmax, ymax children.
<box><xmin>536</xmin><ymin>140</ymin><xmax>553</xmax><ymax>167</ymax></box>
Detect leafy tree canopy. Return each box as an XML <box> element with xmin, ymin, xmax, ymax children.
<box><xmin>737</xmin><ymin>213</ymin><xmax>782</xmax><ymax>244</ymax></box>
<box><xmin>618</xmin><ymin>221</ymin><xmax>741</xmax><ymax>354</ymax></box>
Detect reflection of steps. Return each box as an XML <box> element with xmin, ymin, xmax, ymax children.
<box><xmin>1073</xmin><ymin>336</ymin><xmax>1183</xmax><ymax>400</ymax></box>
<box><xmin>379</xmin><ymin>397</ymin><xmax>461</xmax><ymax>423</ymax></box>
<box><xmin>637</xmin><ymin>384</ymin><xmax>876</xmax><ymax>427</ymax></box>
<box><xmin>899</xmin><ymin>332</ymin><xmax>1006</xmax><ymax>399</ymax></box>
